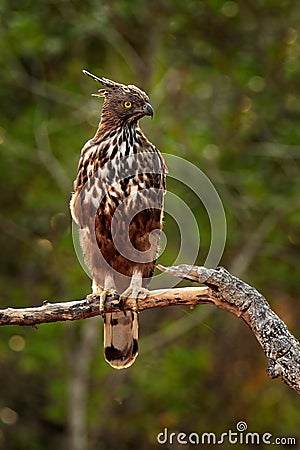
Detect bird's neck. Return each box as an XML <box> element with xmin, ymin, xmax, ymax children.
<box><xmin>92</xmin><ymin>115</ymin><xmax>141</xmax><ymax>143</ymax></box>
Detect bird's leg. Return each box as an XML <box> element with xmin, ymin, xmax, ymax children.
<box><xmin>87</xmin><ymin>277</ymin><xmax>119</xmax><ymax>317</ymax></box>
<box><xmin>101</xmin><ymin>274</ymin><xmax>119</xmax><ymax>314</ymax></box>
<box><xmin>121</xmin><ymin>270</ymin><xmax>149</xmax><ymax>311</ymax></box>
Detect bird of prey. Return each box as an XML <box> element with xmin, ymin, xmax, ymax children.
<box><xmin>70</xmin><ymin>70</ymin><xmax>167</xmax><ymax>369</ymax></box>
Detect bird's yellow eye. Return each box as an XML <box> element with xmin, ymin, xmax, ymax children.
<box><xmin>124</xmin><ymin>101</ymin><xmax>132</xmax><ymax>109</ymax></box>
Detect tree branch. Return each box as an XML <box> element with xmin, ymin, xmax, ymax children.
<box><xmin>159</xmin><ymin>264</ymin><xmax>300</xmax><ymax>395</ymax></box>
<box><xmin>1</xmin><ymin>264</ymin><xmax>299</xmax><ymax>394</ymax></box>
<box><xmin>0</xmin><ymin>286</ymin><xmax>211</xmax><ymax>326</ymax></box>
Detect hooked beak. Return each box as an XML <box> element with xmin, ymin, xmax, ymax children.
<box><xmin>144</xmin><ymin>102</ymin><xmax>154</xmax><ymax>118</ymax></box>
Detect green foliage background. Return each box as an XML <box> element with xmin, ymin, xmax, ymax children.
<box><xmin>1</xmin><ymin>1</ymin><xmax>300</xmax><ymax>449</ymax></box>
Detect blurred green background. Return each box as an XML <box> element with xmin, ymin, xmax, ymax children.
<box><xmin>1</xmin><ymin>0</ymin><xmax>300</xmax><ymax>449</ymax></box>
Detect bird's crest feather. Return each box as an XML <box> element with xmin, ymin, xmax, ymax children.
<box><xmin>82</xmin><ymin>69</ymin><xmax>148</xmax><ymax>100</ymax></box>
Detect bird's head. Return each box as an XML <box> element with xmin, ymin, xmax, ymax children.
<box><xmin>83</xmin><ymin>69</ymin><xmax>154</xmax><ymax>126</ymax></box>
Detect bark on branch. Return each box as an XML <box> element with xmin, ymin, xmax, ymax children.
<box><xmin>1</xmin><ymin>264</ymin><xmax>299</xmax><ymax>394</ymax></box>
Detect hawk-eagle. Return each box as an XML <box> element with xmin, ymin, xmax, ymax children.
<box><xmin>70</xmin><ymin>70</ymin><xmax>167</xmax><ymax>368</ymax></box>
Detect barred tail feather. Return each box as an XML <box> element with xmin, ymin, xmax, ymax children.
<box><xmin>104</xmin><ymin>311</ymin><xmax>138</xmax><ymax>369</ymax></box>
